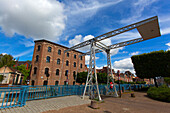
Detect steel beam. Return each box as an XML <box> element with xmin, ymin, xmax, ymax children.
<box><xmin>64</xmin><ymin>16</ymin><xmax>158</xmax><ymax>53</ymax></box>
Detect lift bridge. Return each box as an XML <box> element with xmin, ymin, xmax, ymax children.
<box><xmin>60</xmin><ymin>16</ymin><xmax>161</xmax><ymax>101</ymax></box>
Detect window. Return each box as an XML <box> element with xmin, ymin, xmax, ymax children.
<box><xmin>73</xmin><ymin>71</ymin><xmax>76</xmax><ymax>80</ymax></box>
<box><xmin>48</xmin><ymin>47</ymin><xmax>51</xmax><ymax>52</ymax></box>
<box><xmin>34</xmin><ymin>67</ymin><xmax>37</xmax><ymax>74</ymax></box>
<box><xmin>46</xmin><ymin>56</ymin><xmax>50</xmax><ymax>63</ymax></box>
<box><xmin>58</xmin><ymin>49</ymin><xmax>61</xmax><ymax>55</ymax></box>
<box><xmin>74</xmin><ymin>62</ymin><xmax>76</xmax><ymax>67</ymax></box>
<box><xmin>45</xmin><ymin>68</ymin><xmax>49</xmax><ymax>75</ymax></box>
<box><xmin>57</xmin><ymin>58</ymin><xmax>60</xmax><ymax>65</ymax></box>
<box><xmin>31</xmin><ymin>80</ymin><xmax>35</xmax><ymax>86</ymax></box>
<box><xmin>64</xmin><ymin>81</ymin><xmax>67</xmax><ymax>85</ymax></box>
<box><xmin>36</xmin><ymin>55</ymin><xmax>39</xmax><ymax>62</ymax></box>
<box><xmin>74</xmin><ymin>54</ymin><xmax>76</xmax><ymax>59</ymax></box>
<box><xmin>55</xmin><ymin>81</ymin><xmax>59</xmax><ymax>85</ymax></box>
<box><xmin>73</xmin><ymin>81</ymin><xmax>75</xmax><ymax>85</ymax></box>
<box><xmin>80</xmin><ymin>56</ymin><xmax>83</xmax><ymax>60</ymax></box>
<box><xmin>56</xmin><ymin>69</ymin><xmax>59</xmax><ymax>75</ymax></box>
<box><xmin>65</xmin><ymin>70</ymin><xmax>68</xmax><ymax>76</ymax></box>
<box><xmin>67</xmin><ymin>52</ymin><xmax>69</xmax><ymax>57</ymax></box>
<box><xmin>38</xmin><ymin>45</ymin><xmax>41</xmax><ymax>51</ymax></box>
<box><xmin>80</xmin><ymin>63</ymin><xmax>82</xmax><ymax>68</ymax></box>
<box><xmin>66</xmin><ymin>60</ymin><xmax>69</xmax><ymax>66</ymax></box>
<box><xmin>43</xmin><ymin>80</ymin><xmax>48</xmax><ymax>85</ymax></box>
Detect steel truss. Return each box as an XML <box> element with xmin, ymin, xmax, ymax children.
<box><xmin>63</xmin><ymin>16</ymin><xmax>161</xmax><ymax>100</ymax></box>
<box><xmin>83</xmin><ymin>40</ymin><xmax>102</xmax><ymax>100</ymax></box>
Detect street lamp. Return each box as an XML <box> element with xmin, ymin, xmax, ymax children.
<box><xmin>117</xmin><ymin>70</ymin><xmax>121</xmax><ymax>98</ymax></box>
<box><xmin>46</xmin><ymin>73</ymin><xmax>50</xmax><ymax>85</ymax></box>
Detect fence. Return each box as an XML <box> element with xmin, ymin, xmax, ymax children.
<box><xmin>0</xmin><ymin>84</ymin><xmax>151</xmax><ymax>109</ymax></box>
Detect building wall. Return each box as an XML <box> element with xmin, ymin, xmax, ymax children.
<box><xmin>0</xmin><ymin>66</ymin><xmax>22</xmax><ymax>85</ymax></box>
<box><xmin>30</xmin><ymin>40</ymin><xmax>85</xmax><ymax>85</ymax></box>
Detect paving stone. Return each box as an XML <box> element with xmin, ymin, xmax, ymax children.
<box><xmin>1</xmin><ymin>96</ymin><xmax>90</xmax><ymax>113</ymax></box>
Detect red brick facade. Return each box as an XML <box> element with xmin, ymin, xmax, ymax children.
<box><xmin>30</xmin><ymin>40</ymin><xmax>85</xmax><ymax>85</ymax></box>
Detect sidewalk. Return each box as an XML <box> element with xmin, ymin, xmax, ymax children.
<box><xmin>0</xmin><ymin>96</ymin><xmax>91</xmax><ymax>113</ymax></box>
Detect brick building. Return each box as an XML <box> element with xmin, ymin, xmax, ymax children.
<box><xmin>30</xmin><ymin>39</ymin><xmax>85</xmax><ymax>85</ymax></box>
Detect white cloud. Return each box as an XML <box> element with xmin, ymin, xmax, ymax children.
<box><xmin>129</xmin><ymin>51</ymin><xmax>139</xmax><ymax>56</ymax></box>
<box><xmin>120</xmin><ymin>0</ymin><xmax>157</xmax><ymax>24</ymax></box>
<box><xmin>65</xmin><ymin>0</ymin><xmax>123</xmax><ymax>31</ymax></box>
<box><xmin>112</xmin><ymin>31</ymin><xmax>141</xmax><ymax>41</ymax></box>
<box><xmin>166</xmin><ymin>42</ymin><xmax>170</xmax><ymax>51</ymax></box>
<box><xmin>67</xmin><ymin>0</ymin><xmax>123</xmax><ymax>16</ymax></box>
<box><xmin>19</xmin><ymin>40</ymin><xmax>34</xmax><ymax>47</ymax></box>
<box><xmin>0</xmin><ymin>0</ymin><xmax>66</xmax><ymax>41</ymax></box>
<box><xmin>113</xmin><ymin>58</ymin><xmax>135</xmax><ymax>73</ymax></box>
<box><xmin>68</xmin><ymin>34</ymin><xmax>94</xmax><ymax>52</ymax></box>
<box><xmin>161</xmin><ymin>27</ymin><xmax>170</xmax><ymax>35</ymax></box>
<box><xmin>69</xmin><ymin>34</ymin><xmax>125</xmax><ymax>57</ymax></box>
<box><xmin>85</xmin><ymin>55</ymin><xmax>99</xmax><ymax>65</ymax></box>
<box><xmin>1</xmin><ymin>53</ymin><xmax>7</xmax><ymax>55</ymax></box>
<box><xmin>13</xmin><ymin>49</ymin><xmax>33</xmax><ymax>58</ymax></box>
<box><xmin>123</xmin><ymin>51</ymin><xmax>128</xmax><ymax>53</ymax></box>
<box><xmin>96</xmin><ymin>66</ymin><xmax>103</xmax><ymax>69</ymax></box>
<box><xmin>166</xmin><ymin>42</ymin><xmax>170</xmax><ymax>47</ymax></box>
<box><xmin>69</xmin><ymin>35</ymin><xmax>83</xmax><ymax>46</ymax></box>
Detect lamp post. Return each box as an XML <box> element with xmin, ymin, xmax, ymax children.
<box><xmin>117</xmin><ymin>70</ymin><xmax>121</xmax><ymax>98</ymax></box>
<box><xmin>46</xmin><ymin>73</ymin><xmax>50</xmax><ymax>85</ymax></box>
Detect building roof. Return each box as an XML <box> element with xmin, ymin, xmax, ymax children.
<box><xmin>8</xmin><ymin>67</ymin><xmax>21</xmax><ymax>73</ymax></box>
<box><xmin>17</xmin><ymin>61</ymin><xmax>32</xmax><ymax>65</ymax></box>
<box><xmin>34</xmin><ymin>39</ymin><xmax>84</xmax><ymax>54</ymax></box>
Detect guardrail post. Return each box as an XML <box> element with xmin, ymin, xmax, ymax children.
<box><xmin>20</xmin><ymin>86</ymin><xmax>28</xmax><ymax>107</ymax></box>
<box><xmin>45</xmin><ymin>85</ymin><xmax>47</xmax><ymax>99</ymax></box>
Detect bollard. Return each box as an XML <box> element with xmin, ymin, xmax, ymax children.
<box><xmin>91</xmin><ymin>100</ymin><xmax>99</xmax><ymax>109</ymax></box>
<box><xmin>122</xmin><ymin>87</ymin><xmax>125</xmax><ymax>93</ymax></box>
<box><xmin>131</xmin><ymin>93</ymin><xmax>135</xmax><ymax>97</ymax></box>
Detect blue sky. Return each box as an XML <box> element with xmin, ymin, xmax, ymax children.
<box><xmin>0</xmin><ymin>0</ymin><xmax>170</xmax><ymax>73</ymax></box>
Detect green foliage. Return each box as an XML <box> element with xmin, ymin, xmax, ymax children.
<box><xmin>147</xmin><ymin>85</ymin><xmax>170</xmax><ymax>102</ymax></box>
<box><xmin>16</xmin><ymin>64</ymin><xmax>30</xmax><ymax>84</ymax></box>
<box><xmin>0</xmin><ymin>75</ymin><xmax>4</xmax><ymax>82</ymax></box>
<box><xmin>164</xmin><ymin>77</ymin><xmax>170</xmax><ymax>84</ymax></box>
<box><xmin>114</xmin><ymin>80</ymin><xmax>146</xmax><ymax>84</ymax></box>
<box><xmin>131</xmin><ymin>50</ymin><xmax>170</xmax><ymax>78</ymax></box>
<box><xmin>97</xmin><ymin>73</ymin><xmax>107</xmax><ymax>84</ymax></box>
<box><xmin>136</xmin><ymin>81</ymin><xmax>146</xmax><ymax>84</ymax></box>
<box><xmin>76</xmin><ymin>72</ymin><xmax>88</xmax><ymax>84</ymax></box>
<box><xmin>0</xmin><ymin>54</ymin><xmax>15</xmax><ymax>68</ymax></box>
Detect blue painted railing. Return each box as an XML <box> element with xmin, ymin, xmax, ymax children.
<box><xmin>0</xmin><ymin>84</ymin><xmax>151</xmax><ymax>109</ymax></box>
<box><xmin>0</xmin><ymin>86</ymin><xmax>27</xmax><ymax>109</ymax></box>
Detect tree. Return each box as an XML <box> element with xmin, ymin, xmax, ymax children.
<box><xmin>164</xmin><ymin>77</ymin><xmax>170</xmax><ymax>85</ymax></box>
<box><xmin>0</xmin><ymin>54</ymin><xmax>15</xmax><ymax>68</ymax></box>
<box><xmin>16</xmin><ymin>64</ymin><xmax>30</xmax><ymax>84</ymax></box>
<box><xmin>76</xmin><ymin>72</ymin><xmax>88</xmax><ymax>84</ymax></box>
<box><xmin>97</xmin><ymin>73</ymin><xmax>107</xmax><ymax>84</ymax></box>
<box><xmin>131</xmin><ymin>50</ymin><xmax>170</xmax><ymax>87</ymax></box>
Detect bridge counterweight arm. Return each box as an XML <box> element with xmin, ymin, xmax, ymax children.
<box><xmin>65</xmin><ymin>16</ymin><xmax>158</xmax><ymax>53</ymax></box>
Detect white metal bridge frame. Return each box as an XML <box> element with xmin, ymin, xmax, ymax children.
<box><xmin>59</xmin><ymin>16</ymin><xmax>161</xmax><ymax>101</ymax></box>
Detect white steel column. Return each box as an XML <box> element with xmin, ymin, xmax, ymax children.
<box><xmin>83</xmin><ymin>40</ymin><xmax>102</xmax><ymax>101</ymax></box>
<box><xmin>106</xmin><ymin>49</ymin><xmax>118</xmax><ymax>97</ymax></box>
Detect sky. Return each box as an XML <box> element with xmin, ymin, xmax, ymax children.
<box><xmin>0</xmin><ymin>0</ymin><xmax>170</xmax><ymax>74</ymax></box>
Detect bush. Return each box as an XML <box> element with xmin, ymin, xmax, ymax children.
<box><xmin>147</xmin><ymin>85</ymin><xmax>170</xmax><ymax>102</ymax></box>
<box><xmin>164</xmin><ymin>77</ymin><xmax>170</xmax><ymax>84</ymax></box>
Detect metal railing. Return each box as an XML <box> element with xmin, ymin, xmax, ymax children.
<box><xmin>0</xmin><ymin>84</ymin><xmax>151</xmax><ymax>109</ymax></box>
